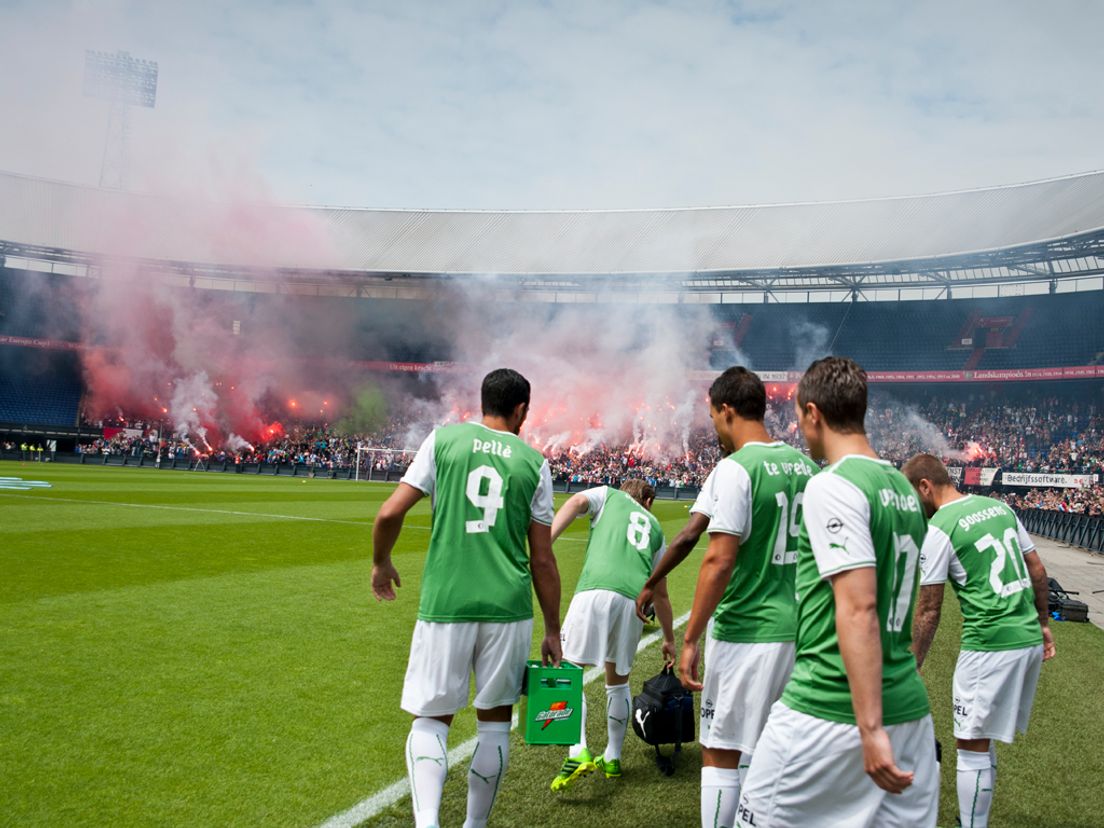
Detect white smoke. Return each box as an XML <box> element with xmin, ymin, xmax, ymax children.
<box><xmin>790</xmin><ymin>319</ymin><xmax>832</xmax><ymax>370</ymax></box>
<box><xmin>402</xmin><ymin>294</ymin><xmax>717</xmax><ymax>461</ymax></box>
<box><xmin>170</xmin><ymin>371</ymin><xmax>218</xmax><ymax>441</ymax></box>
<box><xmin>225</xmin><ymin>433</ymin><xmax>255</xmax><ymax>453</ymax></box>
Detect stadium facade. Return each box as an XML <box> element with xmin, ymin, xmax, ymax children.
<box><xmin>2</xmin><ymin>168</ymin><xmax>1104</xmax><ymax>440</ymax></box>
<box><xmin>1</xmin><ymin>168</ymin><xmax>1104</xmax><ymax>303</ymax></box>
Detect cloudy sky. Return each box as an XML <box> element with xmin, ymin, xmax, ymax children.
<box><xmin>0</xmin><ymin>0</ymin><xmax>1102</xmax><ymax>209</ymax></box>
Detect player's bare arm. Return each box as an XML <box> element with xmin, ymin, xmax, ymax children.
<box><xmin>1024</xmin><ymin>550</ymin><xmax>1057</xmax><ymax>661</ymax></box>
<box><xmin>650</xmin><ymin>576</ymin><xmax>677</xmax><ymax>666</ymax></box>
<box><xmin>549</xmin><ymin>492</ymin><xmax>591</xmax><ymax>544</ymax></box>
<box><xmin>529</xmin><ymin>519</ymin><xmax>563</xmax><ymax>666</ymax></box>
<box><xmin>911</xmin><ymin>583</ymin><xmax>945</xmax><ymax>670</ymax></box>
<box><xmin>371</xmin><ymin>482</ymin><xmax>424</xmax><ymax>601</ymax></box>
<box><xmin>833</xmin><ymin>565</ymin><xmax>914</xmax><ymax>795</ymax></box>
<box><xmin>679</xmin><ymin>532</ymin><xmax>739</xmax><ymax>691</ymax></box>
<box><xmin>635</xmin><ymin>511</ymin><xmax>709</xmax><ymax>622</ymax></box>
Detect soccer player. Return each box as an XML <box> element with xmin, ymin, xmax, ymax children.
<box><xmin>741</xmin><ymin>357</ymin><xmax>938</xmax><ymax>827</ymax></box>
<box><xmin>371</xmin><ymin>368</ymin><xmax>563</xmax><ymax>828</ymax></box>
<box><xmin>677</xmin><ymin>366</ymin><xmax>817</xmax><ymax>828</ymax></box>
<box><xmin>903</xmin><ymin>453</ymin><xmax>1056</xmax><ymax>828</ymax></box>
<box><xmin>548</xmin><ymin>478</ymin><xmax>675</xmax><ymax>791</ymax></box>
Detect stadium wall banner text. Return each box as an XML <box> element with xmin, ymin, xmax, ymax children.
<box><xmin>1001</xmin><ymin>472</ymin><xmax>1098</xmax><ymax>488</ymax></box>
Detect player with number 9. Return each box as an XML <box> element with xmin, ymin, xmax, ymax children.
<box><xmin>548</xmin><ymin>478</ymin><xmax>674</xmax><ymax>791</ymax></box>
<box><xmin>903</xmin><ymin>453</ymin><xmax>1054</xmax><ymax>828</ymax></box>
<box><xmin>740</xmin><ymin>357</ymin><xmax>938</xmax><ymax>827</ymax></box>
<box><xmin>371</xmin><ymin>368</ymin><xmax>562</xmax><ymax>828</ymax></box>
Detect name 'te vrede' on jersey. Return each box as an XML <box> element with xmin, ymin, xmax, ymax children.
<box><xmin>572</xmin><ymin>486</ymin><xmax>666</xmax><ymax>600</ymax></box>
<box><xmin>781</xmin><ymin>455</ymin><xmax>931</xmax><ymax>726</ymax></box>
<box><xmin>699</xmin><ymin>442</ymin><xmax>818</xmax><ymax>643</ymax></box>
<box><xmin>921</xmin><ymin>493</ymin><xmax>1043</xmax><ymax>652</ymax></box>
<box><xmin>400</xmin><ymin>422</ymin><xmax>554</xmax><ymax>624</ymax></box>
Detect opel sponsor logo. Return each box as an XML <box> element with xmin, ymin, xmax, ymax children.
<box><xmin>826</xmin><ymin>517</ymin><xmax>844</xmax><ymax>533</ymax></box>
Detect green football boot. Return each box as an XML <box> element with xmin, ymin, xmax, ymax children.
<box><xmin>550</xmin><ymin>748</ymin><xmax>596</xmax><ymax>792</ymax></box>
<box><xmin>595</xmin><ymin>757</ymin><xmax>622</xmax><ymax>779</ymax></box>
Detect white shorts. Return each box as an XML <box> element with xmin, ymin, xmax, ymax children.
<box><xmin>400</xmin><ymin>619</ymin><xmax>533</xmax><ymax>717</ymax></box>
<box><xmin>560</xmin><ymin>590</ymin><xmax>643</xmax><ymax>677</ymax></box>
<box><xmin>953</xmin><ymin>645</ymin><xmax>1043</xmax><ymax>743</ymax></box>
<box><xmin>741</xmin><ymin>702</ymin><xmax>939</xmax><ymax>828</ymax></box>
<box><xmin>700</xmin><ymin>640</ymin><xmax>795</xmax><ymax>754</ymax></box>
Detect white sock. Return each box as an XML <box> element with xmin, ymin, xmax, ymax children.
<box><xmin>701</xmin><ymin>766</ymin><xmax>741</xmax><ymax>828</ymax></box>
<box><xmin>604</xmin><ymin>683</ymin><xmax>632</xmax><ymax>762</ymax></box>
<box><xmin>568</xmin><ymin>692</ymin><xmax>588</xmax><ymax>757</ymax></box>
<box><xmin>406</xmin><ymin>718</ymin><xmax>449</xmax><ymax>828</ymax></box>
<box><xmin>464</xmin><ymin>721</ymin><xmax>510</xmax><ymax>828</ymax></box>
<box><xmin>957</xmin><ymin>749</ymin><xmax>994</xmax><ymax>828</ymax></box>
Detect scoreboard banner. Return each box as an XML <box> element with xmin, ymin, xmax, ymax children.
<box><xmin>1001</xmin><ymin>472</ymin><xmax>1098</xmax><ymax>489</ymax></box>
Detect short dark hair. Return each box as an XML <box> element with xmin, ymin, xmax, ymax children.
<box><xmin>708</xmin><ymin>366</ymin><xmax>766</xmax><ymax>421</ymax></box>
<box><xmin>620</xmin><ymin>478</ymin><xmax>656</xmax><ymax>507</ymax></box>
<box><xmin>796</xmin><ymin>356</ymin><xmax>867</xmax><ymax>434</ymax></box>
<box><xmin>481</xmin><ymin>368</ymin><xmax>531</xmax><ymax>418</ymax></box>
<box><xmin>902</xmin><ymin>453</ymin><xmax>952</xmax><ymax>488</ymax></box>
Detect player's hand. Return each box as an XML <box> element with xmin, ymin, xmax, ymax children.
<box><xmin>1042</xmin><ymin>625</ymin><xmax>1057</xmax><ymax>661</ymax></box>
<box><xmin>679</xmin><ymin>638</ymin><xmax>702</xmax><ymax>691</ymax></box>
<box><xmin>541</xmin><ymin>632</ymin><xmax>562</xmax><ymax>667</ymax></box>
<box><xmin>634</xmin><ymin>585</ymin><xmax>655</xmax><ymax>623</ymax></box>
<box><xmin>662</xmin><ymin>638</ymin><xmax>677</xmax><ymax>668</ymax></box>
<box><xmin>371</xmin><ymin>563</ymin><xmax>401</xmax><ymax>601</ymax></box>
<box><xmin>860</xmin><ymin>727</ymin><xmax>914</xmax><ymax>794</ymax></box>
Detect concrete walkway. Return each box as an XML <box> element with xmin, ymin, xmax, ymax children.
<box><xmin>1032</xmin><ymin>535</ymin><xmax>1104</xmax><ymax>630</ymax></box>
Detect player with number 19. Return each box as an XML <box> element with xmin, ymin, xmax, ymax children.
<box><xmin>549</xmin><ymin>478</ymin><xmax>674</xmax><ymax>792</ymax></box>
<box><xmin>371</xmin><ymin>369</ymin><xmax>563</xmax><ymax>828</ymax></box>
<box><xmin>677</xmin><ymin>366</ymin><xmax>817</xmax><ymax>828</ymax></box>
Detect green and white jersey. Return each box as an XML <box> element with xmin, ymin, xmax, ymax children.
<box><xmin>401</xmin><ymin>421</ymin><xmax>554</xmax><ymax>623</ymax></box>
<box><xmin>574</xmin><ymin>486</ymin><xmax>665</xmax><ymax>600</ymax></box>
<box><xmin>921</xmin><ymin>494</ymin><xmax>1042</xmax><ymax>652</ymax></box>
<box><xmin>689</xmin><ymin>464</ymin><xmax>721</xmax><ymax>520</ymax></box>
<box><xmin>700</xmin><ymin>442</ymin><xmax>818</xmax><ymax>643</ymax></box>
<box><xmin>781</xmin><ymin>455</ymin><xmax>931</xmax><ymax>726</ymax></box>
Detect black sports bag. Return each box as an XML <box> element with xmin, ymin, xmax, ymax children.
<box><xmin>630</xmin><ymin>666</ymin><xmax>695</xmax><ymax>776</ymax></box>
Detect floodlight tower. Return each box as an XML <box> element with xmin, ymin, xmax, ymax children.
<box><xmin>83</xmin><ymin>50</ymin><xmax>158</xmax><ymax>190</ymax></box>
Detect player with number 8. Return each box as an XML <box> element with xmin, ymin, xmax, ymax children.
<box><xmin>548</xmin><ymin>478</ymin><xmax>674</xmax><ymax>791</ymax></box>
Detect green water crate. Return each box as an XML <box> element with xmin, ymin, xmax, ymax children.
<box><xmin>519</xmin><ymin>660</ymin><xmax>583</xmax><ymax>745</ymax></box>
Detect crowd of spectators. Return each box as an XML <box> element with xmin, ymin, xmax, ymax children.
<box><xmin>66</xmin><ymin>395</ymin><xmax>1104</xmax><ymax>511</ymax></box>
<box><xmin>1000</xmin><ymin>486</ymin><xmax>1104</xmax><ymax>516</ymax></box>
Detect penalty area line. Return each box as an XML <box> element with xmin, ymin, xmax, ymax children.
<box><xmin>317</xmin><ymin>610</ymin><xmax>691</xmax><ymax>828</ymax></box>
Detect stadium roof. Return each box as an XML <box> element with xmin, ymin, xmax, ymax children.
<box><xmin>2</xmin><ymin>168</ymin><xmax>1104</xmax><ymax>301</ymax></box>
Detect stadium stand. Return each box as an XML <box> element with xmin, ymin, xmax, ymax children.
<box><xmin>0</xmin><ymin>347</ymin><xmax>81</xmax><ymax>427</ymax></box>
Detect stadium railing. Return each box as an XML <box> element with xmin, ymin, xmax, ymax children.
<box><xmin>1016</xmin><ymin>508</ymin><xmax>1104</xmax><ymax>554</ymax></box>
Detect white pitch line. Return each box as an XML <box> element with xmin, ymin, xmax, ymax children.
<box><xmin>318</xmin><ymin>610</ymin><xmax>692</xmax><ymax>828</ymax></box>
<box><xmin>0</xmin><ymin>492</ymin><xmax>372</xmax><ymax>527</ymax></box>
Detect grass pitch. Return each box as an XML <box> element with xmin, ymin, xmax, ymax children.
<box><xmin>1</xmin><ymin>461</ymin><xmax>1102</xmax><ymax>827</ymax></box>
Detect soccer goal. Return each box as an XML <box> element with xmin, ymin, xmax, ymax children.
<box><xmin>354</xmin><ymin>446</ymin><xmax>416</xmax><ymax>482</ymax></box>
